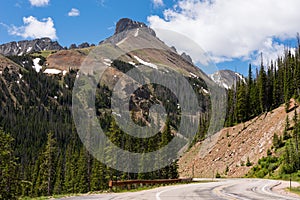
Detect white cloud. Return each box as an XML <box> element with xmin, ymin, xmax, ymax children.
<box><xmin>251</xmin><ymin>38</ymin><xmax>291</xmax><ymax>66</ymax></box>
<box><xmin>8</xmin><ymin>16</ymin><xmax>57</xmax><ymax>40</ymax></box>
<box><xmin>148</xmin><ymin>0</ymin><xmax>300</xmax><ymax>65</ymax></box>
<box><xmin>153</xmin><ymin>0</ymin><xmax>164</xmax><ymax>7</ymax></box>
<box><xmin>68</xmin><ymin>8</ymin><xmax>80</xmax><ymax>17</ymax></box>
<box><xmin>29</xmin><ymin>0</ymin><xmax>50</xmax><ymax>7</ymax></box>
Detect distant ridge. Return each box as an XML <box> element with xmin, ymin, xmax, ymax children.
<box><xmin>0</xmin><ymin>37</ymin><xmax>63</xmax><ymax>56</ymax></box>
<box><xmin>210</xmin><ymin>70</ymin><xmax>246</xmax><ymax>89</ymax></box>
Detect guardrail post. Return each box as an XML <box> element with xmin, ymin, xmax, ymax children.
<box><xmin>109</xmin><ymin>180</ymin><xmax>113</xmax><ymax>192</ymax></box>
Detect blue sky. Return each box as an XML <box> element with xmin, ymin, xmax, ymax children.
<box><xmin>1</xmin><ymin>0</ymin><xmax>300</xmax><ymax>75</ymax></box>
<box><xmin>0</xmin><ymin>0</ymin><xmax>165</xmax><ymax>45</ymax></box>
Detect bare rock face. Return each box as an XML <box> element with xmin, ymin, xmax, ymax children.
<box><xmin>114</xmin><ymin>18</ymin><xmax>156</xmax><ymax>37</ymax></box>
<box><xmin>181</xmin><ymin>52</ymin><xmax>193</xmax><ymax>65</ymax></box>
<box><xmin>0</xmin><ymin>37</ymin><xmax>63</xmax><ymax>56</ymax></box>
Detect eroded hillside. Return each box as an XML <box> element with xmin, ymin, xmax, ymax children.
<box><xmin>179</xmin><ymin>99</ymin><xmax>299</xmax><ymax>178</ymax></box>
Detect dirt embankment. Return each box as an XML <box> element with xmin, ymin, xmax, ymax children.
<box><xmin>179</xmin><ymin>99</ymin><xmax>299</xmax><ymax>178</ymax></box>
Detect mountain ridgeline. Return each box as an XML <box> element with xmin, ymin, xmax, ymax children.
<box><xmin>0</xmin><ymin>38</ymin><xmax>63</xmax><ymax>56</ymax></box>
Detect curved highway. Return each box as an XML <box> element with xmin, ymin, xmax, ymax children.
<box><xmin>59</xmin><ymin>179</ymin><xmax>300</xmax><ymax>200</ymax></box>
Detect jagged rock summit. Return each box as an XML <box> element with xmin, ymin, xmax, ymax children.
<box><xmin>0</xmin><ymin>37</ymin><xmax>63</xmax><ymax>56</ymax></box>
<box><xmin>114</xmin><ymin>18</ymin><xmax>156</xmax><ymax>37</ymax></box>
<box><xmin>181</xmin><ymin>52</ymin><xmax>193</xmax><ymax>64</ymax></box>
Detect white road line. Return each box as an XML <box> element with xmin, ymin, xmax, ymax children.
<box><xmin>155</xmin><ymin>184</ymin><xmax>199</xmax><ymax>200</ymax></box>
<box><xmin>260</xmin><ymin>181</ymin><xmax>299</xmax><ymax>200</ymax></box>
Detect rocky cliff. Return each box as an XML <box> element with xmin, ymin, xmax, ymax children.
<box><xmin>114</xmin><ymin>18</ymin><xmax>156</xmax><ymax>37</ymax></box>
<box><xmin>0</xmin><ymin>37</ymin><xmax>63</xmax><ymax>56</ymax></box>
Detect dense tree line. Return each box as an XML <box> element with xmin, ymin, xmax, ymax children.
<box><xmin>226</xmin><ymin>42</ymin><xmax>300</xmax><ymax>126</ymax></box>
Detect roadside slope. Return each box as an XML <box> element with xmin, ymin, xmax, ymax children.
<box><xmin>179</xmin><ymin>100</ymin><xmax>299</xmax><ymax>178</ymax></box>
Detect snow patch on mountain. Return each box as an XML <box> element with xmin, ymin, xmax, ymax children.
<box><xmin>223</xmin><ymin>83</ymin><xmax>229</xmax><ymax>89</ymax></box>
<box><xmin>129</xmin><ymin>61</ymin><xmax>136</xmax><ymax>66</ymax></box>
<box><xmin>210</xmin><ymin>70</ymin><xmax>245</xmax><ymax>89</ymax></box>
<box><xmin>26</xmin><ymin>47</ymin><xmax>32</xmax><ymax>53</ymax></box>
<box><xmin>134</xmin><ymin>28</ymin><xmax>139</xmax><ymax>37</ymax></box>
<box><xmin>189</xmin><ymin>72</ymin><xmax>198</xmax><ymax>78</ymax></box>
<box><xmin>134</xmin><ymin>55</ymin><xmax>158</xmax><ymax>69</ymax></box>
<box><xmin>32</xmin><ymin>58</ymin><xmax>42</xmax><ymax>73</ymax></box>
<box><xmin>202</xmin><ymin>88</ymin><xmax>209</xmax><ymax>94</ymax></box>
<box><xmin>44</xmin><ymin>69</ymin><xmax>62</xmax><ymax>75</ymax></box>
<box><xmin>235</xmin><ymin>72</ymin><xmax>246</xmax><ymax>84</ymax></box>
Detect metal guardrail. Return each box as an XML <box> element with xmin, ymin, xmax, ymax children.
<box><xmin>109</xmin><ymin>178</ymin><xmax>192</xmax><ymax>191</ymax></box>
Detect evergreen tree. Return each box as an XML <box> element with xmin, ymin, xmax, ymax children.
<box><xmin>293</xmin><ymin>110</ymin><xmax>300</xmax><ymax>169</ymax></box>
<box><xmin>53</xmin><ymin>152</ymin><xmax>64</xmax><ymax>194</ymax></box>
<box><xmin>37</xmin><ymin>132</ymin><xmax>57</xmax><ymax>196</ymax></box>
<box><xmin>236</xmin><ymin>81</ymin><xmax>248</xmax><ymax>122</ymax></box>
<box><xmin>90</xmin><ymin>160</ymin><xmax>107</xmax><ymax>191</ymax></box>
<box><xmin>258</xmin><ymin>61</ymin><xmax>267</xmax><ymax>112</ymax></box>
<box><xmin>64</xmin><ymin>143</ymin><xmax>79</xmax><ymax>194</ymax></box>
<box><xmin>0</xmin><ymin>129</ymin><xmax>19</xmax><ymax>199</ymax></box>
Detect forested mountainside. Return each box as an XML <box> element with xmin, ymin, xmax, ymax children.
<box><xmin>179</xmin><ymin>41</ymin><xmax>300</xmax><ymax>180</ymax></box>
<box><xmin>0</xmin><ymin>18</ymin><xmax>211</xmax><ymax>199</ymax></box>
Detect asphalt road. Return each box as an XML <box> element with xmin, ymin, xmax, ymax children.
<box><xmin>58</xmin><ymin>179</ymin><xmax>300</xmax><ymax>200</ymax></box>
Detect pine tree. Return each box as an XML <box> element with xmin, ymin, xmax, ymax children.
<box><xmin>236</xmin><ymin>81</ymin><xmax>247</xmax><ymax>122</ymax></box>
<box><xmin>283</xmin><ymin>116</ymin><xmax>291</xmax><ymax>140</ymax></box>
<box><xmin>293</xmin><ymin>110</ymin><xmax>300</xmax><ymax>169</ymax></box>
<box><xmin>0</xmin><ymin>129</ymin><xmax>19</xmax><ymax>199</ymax></box>
<box><xmin>258</xmin><ymin>60</ymin><xmax>267</xmax><ymax>112</ymax></box>
<box><xmin>37</xmin><ymin>132</ymin><xmax>57</xmax><ymax>196</ymax></box>
<box><xmin>272</xmin><ymin>67</ymin><xmax>281</xmax><ymax>109</ymax></box>
<box><xmin>64</xmin><ymin>143</ymin><xmax>79</xmax><ymax>194</ymax></box>
<box><xmin>53</xmin><ymin>152</ymin><xmax>64</xmax><ymax>194</ymax></box>
<box><xmin>282</xmin><ymin>144</ymin><xmax>294</xmax><ymax>174</ymax></box>
<box><xmin>76</xmin><ymin>148</ymin><xmax>89</xmax><ymax>193</ymax></box>
<box><xmin>90</xmin><ymin>160</ymin><xmax>107</xmax><ymax>191</ymax></box>
<box><xmin>251</xmin><ymin>80</ymin><xmax>260</xmax><ymax>116</ymax></box>
<box><xmin>247</xmin><ymin>64</ymin><xmax>253</xmax><ymax>113</ymax></box>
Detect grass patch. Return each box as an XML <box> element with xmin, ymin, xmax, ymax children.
<box><xmin>286</xmin><ymin>187</ymin><xmax>300</xmax><ymax>196</ymax></box>
<box><xmin>19</xmin><ymin>193</ymin><xmax>75</xmax><ymax>200</ymax></box>
<box><xmin>19</xmin><ymin>191</ymin><xmax>109</xmax><ymax>200</ymax></box>
<box><xmin>31</xmin><ymin>50</ymin><xmax>58</xmax><ymax>58</ymax></box>
<box><xmin>77</xmin><ymin>47</ymin><xmax>96</xmax><ymax>55</ymax></box>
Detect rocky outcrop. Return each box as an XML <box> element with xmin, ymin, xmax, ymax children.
<box><xmin>114</xmin><ymin>18</ymin><xmax>156</xmax><ymax>37</ymax></box>
<box><xmin>181</xmin><ymin>52</ymin><xmax>193</xmax><ymax>64</ymax></box>
<box><xmin>0</xmin><ymin>37</ymin><xmax>63</xmax><ymax>56</ymax></box>
<box><xmin>78</xmin><ymin>42</ymin><xmax>90</xmax><ymax>49</ymax></box>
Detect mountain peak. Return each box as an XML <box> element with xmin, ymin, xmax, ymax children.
<box><xmin>114</xmin><ymin>18</ymin><xmax>156</xmax><ymax>37</ymax></box>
